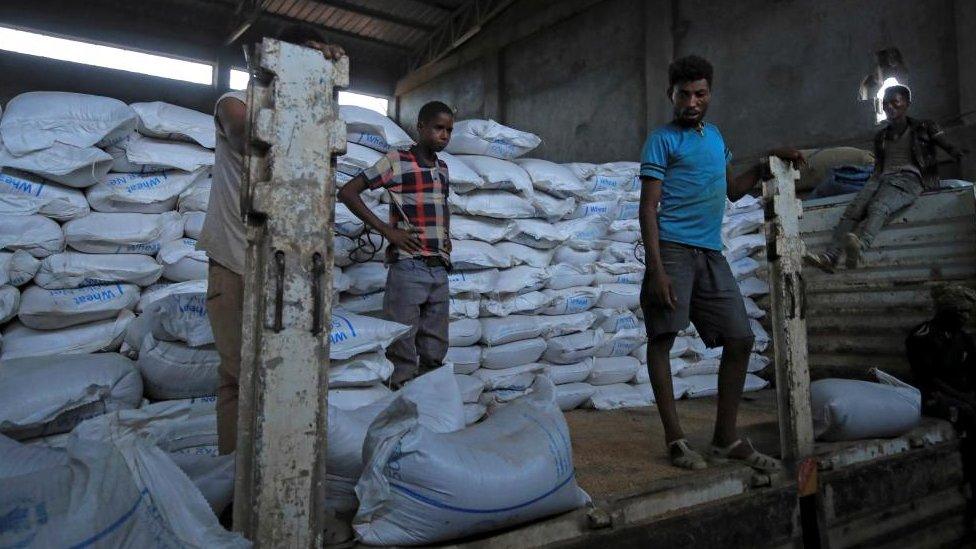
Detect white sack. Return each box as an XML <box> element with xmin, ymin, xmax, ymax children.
<box><xmin>607</xmin><ymin>219</ymin><xmax>640</xmax><ymax>243</ymax></box>
<box><xmin>0</xmin><ymin>353</ymin><xmax>141</xmax><ymax>440</ymax></box>
<box><xmin>131</xmin><ymin>101</ymin><xmax>216</xmax><ymax>148</ymax></box>
<box><xmin>595</xmin><ymin>328</ymin><xmax>646</xmax><ymax>358</ymax></box>
<box><xmin>449</xmin><ymin>215</ymin><xmax>514</xmax><ymax>243</ymax></box>
<box><xmin>811</xmin><ymin>371</ymin><xmax>921</xmax><ymax>441</ymax></box>
<box><xmin>86</xmin><ymin>169</ymin><xmax>206</xmax><ymax>213</ymax></box>
<box><xmin>565</xmin><ymin>198</ymin><xmax>619</xmax><ymax>221</ymax></box>
<box><xmin>586</xmin><ymin>383</ymin><xmax>652</xmax><ymax>410</ymax></box>
<box><xmin>684</xmin><ymin>373</ymin><xmax>768</xmax><ymax>399</ymax></box>
<box><xmin>722</xmin><ymin>208</ymin><xmax>763</xmax><ymax>240</ymax></box>
<box><xmin>596</xmin><ymin>283</ymin><xmax>640</xmax><ymax>309</ymax></box>
<box><xmin>122</xmin><ymin>134</ymin><xmax>215</xmax><ymax>172</ymax></box>
<box><xmin>480</xmin><ymin>337</ymin><xmax>547</xmax><ymax>369</ymax></box>
<box><xmin>438</xmin><ymin>151</ymin><xmax>483</xmax><ymax>193</ymax></box>
<box><xmin>142</xmin><ymin>290</ymin><xmax>213</xmax><ymax>347</ymax></box>
<box><xmin>593</xmin><ymin>308</ymin><xmax>640</xmax><ymax>333</ymax></box>
<box><xmin>183</xmin><ymin>210</ymin><xmax>206</xmax><ymax>239</ymax></box>
<box><xmin>338</xmin><ymin>142</ymin><xmax>384</xmax><ymax>176</ymax></box>
<box><xmin>35</xmin><ymin>252</ymin><xmax>163</xmax><ymax>289</ymax></box>
<box><xmin>451</xmin><ymin>239</ymin><xmax>513</xmax><ymax>270</ymax></box>
<box><xmin>495</xmin><ymin>241</ymin><xmax>555</xmax><ymax>269</ymax></box>
<box><xmin>530</xmin><ymin>191</ymin><xmax>576</xmax><ymax>222</ymax></box>
<box><xmin>137</xmin><ymin>279</ymin><xmax>206</xmax><ymax>312</ymax></box>
<box><xmin>479</xmin><ymin>290</ymin><xmax>550</xmax><ymax>317</ymax></box>
<box><xmin>0</xmin><ymin>214</ymin><xmax>64</xmax><ymax>257</ymax></box>
<box><xmin>340</xmin><ymin>105</ymin><xmax>413</xmax><ymax>150</ymax></box>
<box><xmin>510</xmin><ymin>218</ymin><xmax>566</xmax><ymax>249</ymax></box>
<box><xmin>546</xmin><ymin>263</ymin><xmax>595</xmax><ymax>290</ymax></box>
<box><xmin>344</xmin><ymin>261</ymin><xmax>388</xmax><ymax>295</ymax></box>
<box><xmin>743</xmin><ymin>296</ymin><xmax>765</xmax><ymax>319</ymax></box>
<box><xmin>464</xmin><ymin>402</ymin><xmax>488</xmax><ymax>425</ymax></box>
<box><xmin>0</xmin><ymin>285</ymin><xmax>18</xmax><ymax>323</ymax></box>
<box><xmin>727</xmin><ymin>194</ymin><xmax>762</xmax><ymax>215</ymax></box>
<box><xmin>544</xmin><ymin>329</ymin><xmax>604</xmax><ymax>364</ymax></box>
<box><xmin>480</xmin><ymin>315</ymin><xmax>543</xmax><ymax>346</ymax></box>
<box><xmin>495</xmin><ymin>265</ymin><xmax>550</xmax><ymax>294</ymax></box>
<box><xmin>0</xmin><ymin>250</ymin><xmax>40</xmax><ymax>286</ymax></box>
<box><xmin>535</xmin><ymin>311</ymin><xmax>597</xmax><ymax>338</ymax></box>
<box><xmin>445</xmin><ymin>119</ymin><xmax>541</xmax><ymax>159</ymax></box>
<box><xmin>330</xmin><ymin>309</ymin><xmax>411</xmax><ymax>360</ymax></box>
<box><xmin>600</xmin><ymin>241</ymin><xmax>639</xmax><ymax>263</ymax></box>
<box><xmin>730</xmin><ymin>256</ymin><xmax>761</xmax><ymax>280</ymax></box>
<box><xmin>588</xmin><ymin>356</ymin><xmax>639</xmax><ymax>385</ymax></box>
<box><xmin>555</xmin><ymin>382</ymin><xmax>596</xmax><ymax>411</ymax></box>
<box><xmin>0</xmin><ymin>141</ymin><xmax>113</xmax><ymax>187</ymax></box>
<box><xmin>555</xmin><ymin>216</ymin><xmax>610</xmax><ymax>249</ymax></box>
<box><xmin>339</xmin><ymin>291</ymin><xmax>385</xmax><ymax>315</ymax></box>
<box><xmin>18</xmin><ymin>283</ymin><xmax>139</xmax><ymax>329</ymax></box>
<box><xmin>473</xmin><ymin>363</ymin><xmax>545</xmax><ymax>392</ymax></box>
<box><xmin>449</xmin><ymin>318</ymin><xmax>482</xmax><ymax>347</ymax></box>
<box><xmin>329</xmin><ymin>385</ymin><xmax>393</xmax><ymax>411</ymax></box>
<box><xmin>676</xmin><ymin>353</ymin><xmax>770</xmax><ymax>378</ymax></box>
<box><xmin>544</xmin><ymin>359</ymin><xmax>593</xmax><ymax>385</ymax></box>
<box><xmin>0</xmin><ymin>310</ymin><xmax>133</xmax><ymax>360</ymax></box>
<box><xmin>449</xmin><ymin>189</ymin><xmax>536</xmax><ymax>219</ymax></box>
<box><xmin>540</xmin><ymin>286</ymin><xmax>602</xmax><ymax>315</ymax></box>
<box><xmin>158</xmin><ymin>237</ymin><xmax>208</xmax><ymax>281</ymax></box>
<box><xmin>0</xmin><ymin>92</ymin><xmax>136</xmax><ymax>154</ymax></box>
<box><xmin>0</xmin><ymin>169</ymin><xmax>89</xmax><ymax>220</ymax></box>
<box><xmin>455</xmin><ymin>155</ymin><xmax>533</xmax><ymax>194</ymax></box>
<box><xmin>138</xmin><ymin>335</ymin><xmax>218</xmax><ymax>399</ymax></box>
<box><xmin>445</xmin><ymin>346</ymin><xmax>482</xmax><ymax>374</ymax></box>
<box><xmin>449</xmin><ymin>293</ymin><xmax>481</xmax><ymax>319</ymax></box>
<box><xmin>448</xmin><ymin>267</ymin><xmax>500</xmax><ymax>295</ymax></box>
<box><xmin>455</xmin><ymin>374</ymin><xmax>486</xmax><ymax>404</ymax></box>
<box><xmin>515</xmin><ymin>158</ymin><xmax>587</xmax><ymax>198</ymax></box>
<box><xmin>739</xmin><ymin>276</ymin><xmax>770</xmax><ymax>297</ymax></box>
<box><xmin>552</xmin><ymin>245</ymin><xmax>601</xmax><ymax>267</ymax></box>
<box><xmin>178</xmin><ymin>177</ymin><xmax>211</xmax><ymax>212</ymax></box>
<box><xmin>724</xmin><ymin>233</ymin><xmax>765</xmax><ymax>262</ymax></box>
<box><xmin>563</xmin><ymin>162</ymin><xmax>597</xmax><ymax>180</ymax></box>
<box><xmin>64</xmin><ymin>211</ymin><xmax>184</xmax><ymax>255</ymax></box>
<box><xmin>330</xmin><ymin>352</ymin><xmax>394</xmax><ymax>388</ymax></box>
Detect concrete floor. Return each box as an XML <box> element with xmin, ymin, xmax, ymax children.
<box><xmin>565</xmin><ymin>389</ymin><xmax>781</xmax><ymax>500</ymax></box>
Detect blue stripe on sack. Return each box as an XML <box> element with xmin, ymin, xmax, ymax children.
<box><xmin>332</xmin><ymin>313</ymin><xmax>358</xmax><ymax>338</ymax></box>
<box><xmin>67</xmin><ymin>489</ymin><xmax>148</xmax><ymax>549</ymax></box>
<box><xmin>389</xmin><ymin>473</ymin><xmax>575</xmax><ymax>514</ymax></box>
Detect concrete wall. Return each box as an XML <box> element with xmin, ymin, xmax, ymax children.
<box><xmin>396</xmin><ymin>0</ymin><xmax>973</xmax><ymax>170</ymax></box>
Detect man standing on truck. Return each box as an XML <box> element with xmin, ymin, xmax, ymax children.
<box><xmin>197</xmin><ymin>27</ymin><xmax>344</xmax><ymax>455</ymax></box>
<box><xmin>806</xmin><ymin>85</ymin><xmax>964</xmax><ymax>272</ymax></box>
<box><xmin>338</xmin><ymin>101</ymin><xmax>454</xmax><ymax>388</ymax></box>
<box><xmin>639</xmin><ymin>55</ymin><xmax>804</xmax><ymax>471</ymax></box>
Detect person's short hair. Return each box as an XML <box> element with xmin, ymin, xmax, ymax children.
<box><xmin>668</xmin><ymin>55</ymin><xmax>713</xmax><ymax>93</ymax></box>
<box><xmin>883</xmin><ymin>84</ymin><xmax>912</xmax><ymax>103</ymax></box>
<box><xmin>932</xmin><ymin>283</ymin><xmax>976</xmax><ymax>313</ymax></box>
<box><xmin>418</xmin><ymin>101</ymin><xmax>453</xmax><ymax>125</ymax></box>
<box><xmin>275</xmin><ymin>25</ymin><xmax>327</xmax><ymax>46</ymax></box>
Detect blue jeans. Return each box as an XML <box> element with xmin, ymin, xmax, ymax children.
<box><xmin>382</xmin><ymin>258</ymin><xmax>450</xmax><ymax>384</ymax></box>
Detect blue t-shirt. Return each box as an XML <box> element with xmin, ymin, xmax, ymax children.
<box><xmin>639</xmin><ymin>122</ymin><xmax>731</xmax><ymax>251</ymax></box>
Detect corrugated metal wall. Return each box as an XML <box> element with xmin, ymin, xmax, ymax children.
<box><xmin>797</xmin><ymin>186</ymin><xmax>976</xmax><ymax>380</ymax></box>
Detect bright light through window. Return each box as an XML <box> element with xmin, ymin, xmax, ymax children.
<box><xmin>875</xmin><ymin>77</ymin><xmax>903</xmax><ymax>123</ymax></box>
<box><xmin>229</xmin><ymin>69</ymin><xmax>388</xmax><ymax>115</ymax></box>
<box><xmin>0</xmin><ymin>25</ymin><xmax>213</xmax><ymax>85</ymax></box>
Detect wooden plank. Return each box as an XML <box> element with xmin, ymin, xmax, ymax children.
<box><xmin>799</xmin><ymin>187</ymin><xmax>976</xmax><ymax>233</ymax></box>
<box><xmin>233</xmin><ymin>38</ymin><xmax>348</xmax><ymax>547</ymax></box>
<box><xmin>764</xmin><ymin>157</ymin><xmax>815</xmax><ymax>469</ymax></box>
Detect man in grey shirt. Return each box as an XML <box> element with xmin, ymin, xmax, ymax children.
<box><xmin>197</xmin><ymin>28</ymin><xmax>343</xmax><ymax>455</ymax></box>
<box><xmin>806</xmin><ymin>85</ymin><xmax>963</xmax><ymax>272</ymax></box>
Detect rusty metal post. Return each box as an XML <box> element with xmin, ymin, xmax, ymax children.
<box><xmin>232</xmin><ymin>38</ymin><xmax>347</xmax><ymax>547</ymax></box>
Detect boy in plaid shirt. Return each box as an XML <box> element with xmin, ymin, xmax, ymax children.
<box><xmin>338</xmin><ymin>101</ymin><xmax>454</xmax><ymax>386</ymax></box>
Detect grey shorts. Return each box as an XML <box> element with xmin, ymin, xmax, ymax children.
<box><xmin>641</xmin><ymin>240</ymin><xmax>753</xmax><ymax>347</ymax></box>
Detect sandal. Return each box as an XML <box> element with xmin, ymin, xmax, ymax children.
<box><xmin>668</xmin><ymin>438</ymin><xmax>708</xmax><ymax>470</ymax></box>
<box><xmin>709</xmin><ymin>438</ymin><xmax>782</xmax><ymax>472</ymax></box>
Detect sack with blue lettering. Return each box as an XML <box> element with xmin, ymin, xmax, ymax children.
<box><xmin>0</xmin><ymin>285</ymin><xmax>20</xmax><ymax>324</ymax></box>
<box><xmin>131</xmin><ymin>101</ymin><xmax>216</xmax><ymax>149</ymax></box>
<box><xmin>340</xmin><ymin>105</ymin><xmax>414</xmax><ymax>152</ymax></box>
<box><xmin>543</xmin><ymin>329</ymin><xmax>604</xmax><ymax>365</ymax></box>
<box><xmin>0</xmin><ymin>169</ymin><xmax>89</xmax><ymax>220</ymax></box>
<box><xmin>445</xmin><ymin>119</ymin><xmax>541</xmax><ymax>160</ymax></box>
<box><xmin>35</xmin><ymin>252</ymin><xmax>163</xmax><ymax>289</ymax></box>
<box><xmin>64</xmin><ymin>211</ymin><xmax>184</xmax><ymax>255</ymax></box>
<box><xmin>1</xmin><ymin>310</ymin><xmax>134</xmax><ymax>361</ymax></box>
<box><xmin>447</xmin><ymin>267</ymin><xmax>500</xmax><ymax>295</ymax></box>
<box><xmin>515</xmin><ymin>158</ymin><xmax>587</xmax><ymax>199</ymax></box>
<box><xmin>18</xmin><ymin>283</ymin><xmax>139</xmax><ymax>330</ymax></box>
<box><xmin>564</xmin><ymin>197</ymin><xmax>619</xmax><ymax>221</ymax></box>
<box><xmin>86</xmin><ymin>169</ymin><xmax>208</xmax><ymax>213</ymax></box>
<box><xmin>593</xmin><ymin>308</ymin><xmax>639</xmax><ymax>333</ymax></box>
<box><xmin>0</xmin><ymin>430</ymin><xmax>248</xmax><ymax>548</ymax></box>
<box><xmin>555</xmin><ymin>216</ymin><xmax>610</xmax><ymax>250</ymax></box>
<box><xmin>157</xmin><ymin>238</ymin><xmax>208</xmax><ymax>282</ymax></box>
<box><xmin>354</xmin><ymin>375</ymin><xmax>588</xmax><ymax>546</ymax></box>
<box><xmin>137</xmin><ymin>279</ymin><xmax>207</xmax><ymax>312</ymax></box>
<box><xmin>0</xmin><ymin>353</ymin><xmax>142</xmax><ymax>440</ymax></box>
<box><xmin>594</xmin><ymin>328</ymin><xmax>646</xmax><ymax>358</ymax></box>
<box><xmin>0</xmin><ymin>250</ymin><xmax>40</xmax><ymax>287</ymax></box>
<box><xmin>540</xmin><ymin>286</ymin><xmax>602</xmax><ymax>316</ymax></box>
<box><xmin>329</xmin><ymin>309</ymin><xmax>411</xmax><ymax>360</ymax></box>
<box><xmin>137</xmin><ymin>335</ymin><xmax>219</xmax><ymax>399</ymax></box>
<box><xmin>0</xmin><ymin>214</ymin><xmax>65</xmax><ymax>258</ymax></box>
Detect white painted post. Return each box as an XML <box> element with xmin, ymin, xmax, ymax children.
<box><xmin>232</xmin><ymin>38</ymin><xmax>348</xmax><ymax>547</ymax></box>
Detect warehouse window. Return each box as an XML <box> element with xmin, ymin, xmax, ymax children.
<box><xmin>229</xmin><ymin>68</ymin><xmax>389</xmax><ymax>115</ymax></box>
<box><xmin>0</xmin><ymin>25</ymin><xmax>213</xmax><ymax>85</ymax></box>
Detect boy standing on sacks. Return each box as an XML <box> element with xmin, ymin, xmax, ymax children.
<box><xmin>338</xmin><ymin>101</ymin><xmax>455</xmax><ymax>388</ymax></box>
<box><xmin>196</xmin><ymin>28</ymin><xmax>344</xmax><ymax>455</ymax></box>
<box><xmin>639</xmin><ymin>55</ymin><xmax>804</xmax><ymax>471</ymax></box>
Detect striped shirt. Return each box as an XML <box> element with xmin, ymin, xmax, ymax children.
<box><xmin>363</xmin><ymin>148</ymin><xmax>450</xmax><ymax>263</ymax></box>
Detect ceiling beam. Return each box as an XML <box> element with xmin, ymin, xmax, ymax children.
<box><xmin>406</xmin><ymin>0</ymin><xmax>457</xmax><ymax>12</ymax></box>
<box><xmin>305</xmin><ymin>0</ymin><xmax>436</xmax><ymax>31</ymax></box>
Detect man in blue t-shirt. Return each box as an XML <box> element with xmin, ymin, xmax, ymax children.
<box><xmin>639</xmin><ymin>55</ymin><xmax>805</xmax><ymax>471</ymax></box>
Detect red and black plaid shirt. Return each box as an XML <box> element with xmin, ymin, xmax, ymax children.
<box><xmin>363</xmin><ymin>148</ymin><xmax>450</xmax><ymax>263</ymax></box>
